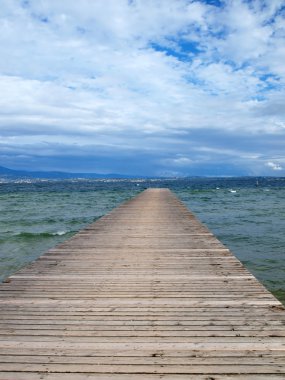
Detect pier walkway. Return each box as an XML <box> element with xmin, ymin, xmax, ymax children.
<box><xmin>0</xmin><ymin>188</ymin><xmax>285</xmax><ymax>379</ymax></box>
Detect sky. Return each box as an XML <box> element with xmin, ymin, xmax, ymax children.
<box><xmin>0</xmin><ymin>0</ymin><xmax>285</xmax><ymax>176</ymax></box>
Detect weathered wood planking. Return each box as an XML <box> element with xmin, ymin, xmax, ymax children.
<box><xmin>0</xmin><ymin>188</ymin><xmax>285</xmax><ymax>379</ymax></box>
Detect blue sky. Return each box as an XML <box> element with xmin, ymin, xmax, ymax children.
<box><xmin>0</xmin><ymin>0</ymin><xmax>285</xmax><ymax>176</ymax></box>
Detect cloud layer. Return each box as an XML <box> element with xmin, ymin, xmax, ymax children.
<box><xmin>0</xmin><ymin>0</ymin><xmax>285</xmax><ymax>175</ymax></box>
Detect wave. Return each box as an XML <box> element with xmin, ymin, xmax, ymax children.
<box><xmin>52</xmin><ymin>231</ymin><xmax>67</xmax><ymax>236</ymax></box>
<box><xmin>14</xmin><ymin>230</ymin><xmax>70</xmax><ymax>240</ymax></box>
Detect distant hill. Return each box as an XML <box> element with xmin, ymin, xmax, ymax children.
<box><xmin>0</xmin><ymin>166</ymin><xmax>141</xmax><ymax>180</ymax></box>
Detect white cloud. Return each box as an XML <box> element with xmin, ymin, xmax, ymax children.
<box><xmin>0</xmin><ymin>0</ymin><xmax>285</xmax><ymax>174</ymax></box>
<box><xmin>214</xmin><ymin>1</ymin><xmax>273</xmax><ymax>63</ymax></box>
<box><xmin>266</xmin><ymin>161</ymin><xmax>283</xmax><ymax>170</ymax></box>
<box><xmin>164</xmin><ymin>156</ymin><xmax>194</xmax><ymax>167</ymax></box>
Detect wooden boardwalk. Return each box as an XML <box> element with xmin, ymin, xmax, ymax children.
<box><xmin>0</xmin><ymin>188</ymin><xmax>285</xmax><ymax>379</ymax></box>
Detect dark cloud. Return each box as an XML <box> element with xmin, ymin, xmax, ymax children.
<box><xmin>0</xmin><ymin>0</ymin><xmax>284</xmax><ymax>176</ymax></box>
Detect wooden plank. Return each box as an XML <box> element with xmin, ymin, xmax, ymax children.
<box><xmin>0</xmin><ymin>188</ymin><xmax>285</xmax><ymax>378</ymax></box>
<box><xmin>0</xmin><ymin>374</ymin><xmax>284</xmax><ymax>380</ymax></box>
<box><xmin>0</xmin><ymin>362</ymin><xmax>285</xmax><ymax>374</ymax></box>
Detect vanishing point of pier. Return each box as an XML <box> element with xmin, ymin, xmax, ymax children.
<box><xmin>0</xmin><ymin>188</ymin><xmax>285</xmax><ymax>379</ymax></box>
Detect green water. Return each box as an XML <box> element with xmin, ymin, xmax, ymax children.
<box><xmin>175</xmin><ymin>186</ymin><xmax>285</xmax><ymax>304</ymax></box>
<box><xmin>0</xmin><ymin>186</ymin><xmax>139</xmax><ymax>280</ymax></box>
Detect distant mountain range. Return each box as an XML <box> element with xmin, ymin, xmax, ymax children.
<box><xmin>0</xmin><ymin>165</ymin><xmax>142</xmax><ymax>180</ymax></box>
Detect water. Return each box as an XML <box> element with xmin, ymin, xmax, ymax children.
<box><xmin>174</xmin><ymin>184</ymin><xmax>285</xmax><ymax>304</ymax></box>
<box><xmin>0</xmin><ymin>177</ymin><xmax>285</xmax><ymax>304</ymax></box>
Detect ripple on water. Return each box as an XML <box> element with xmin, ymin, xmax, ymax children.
<box><xmin>0</xmin><ymin>178</ymin><xmax>284</xmax><ymax>305</ymax></box>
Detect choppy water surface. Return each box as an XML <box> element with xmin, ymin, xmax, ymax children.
<box><xmin>0</xmin><ymin>181</ymin><xmax>140</xmax><ymax>281</ymax></box>
<box><xmin>174</xmin><ymin>183</ymin><xmax>285</xmax><ymax>304</ymax></box>
<box><xmin>0</xmin><ymin>177</ymin><xmax>284</xmax><ymax>304</ymax></box>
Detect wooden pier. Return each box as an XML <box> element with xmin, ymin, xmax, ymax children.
<box><xmin>0</xmin><ymin>188</ymin><xmax>285</xmax><ymax>379</ymax></box>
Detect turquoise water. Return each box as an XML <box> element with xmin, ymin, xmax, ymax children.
<box><xmin>175</xmin><ymin>186</ymin><xmax>285</xmax><ymax>304</ymax></box>
<box><xmin>0</xmin><ymin>178</ymin><xmax>284</xmax><ymax>304</ymax></box>
<box><xmin>0</xmin><ymin>184</ymin><xmax>140</xmax><ymax>280</ymax></box>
